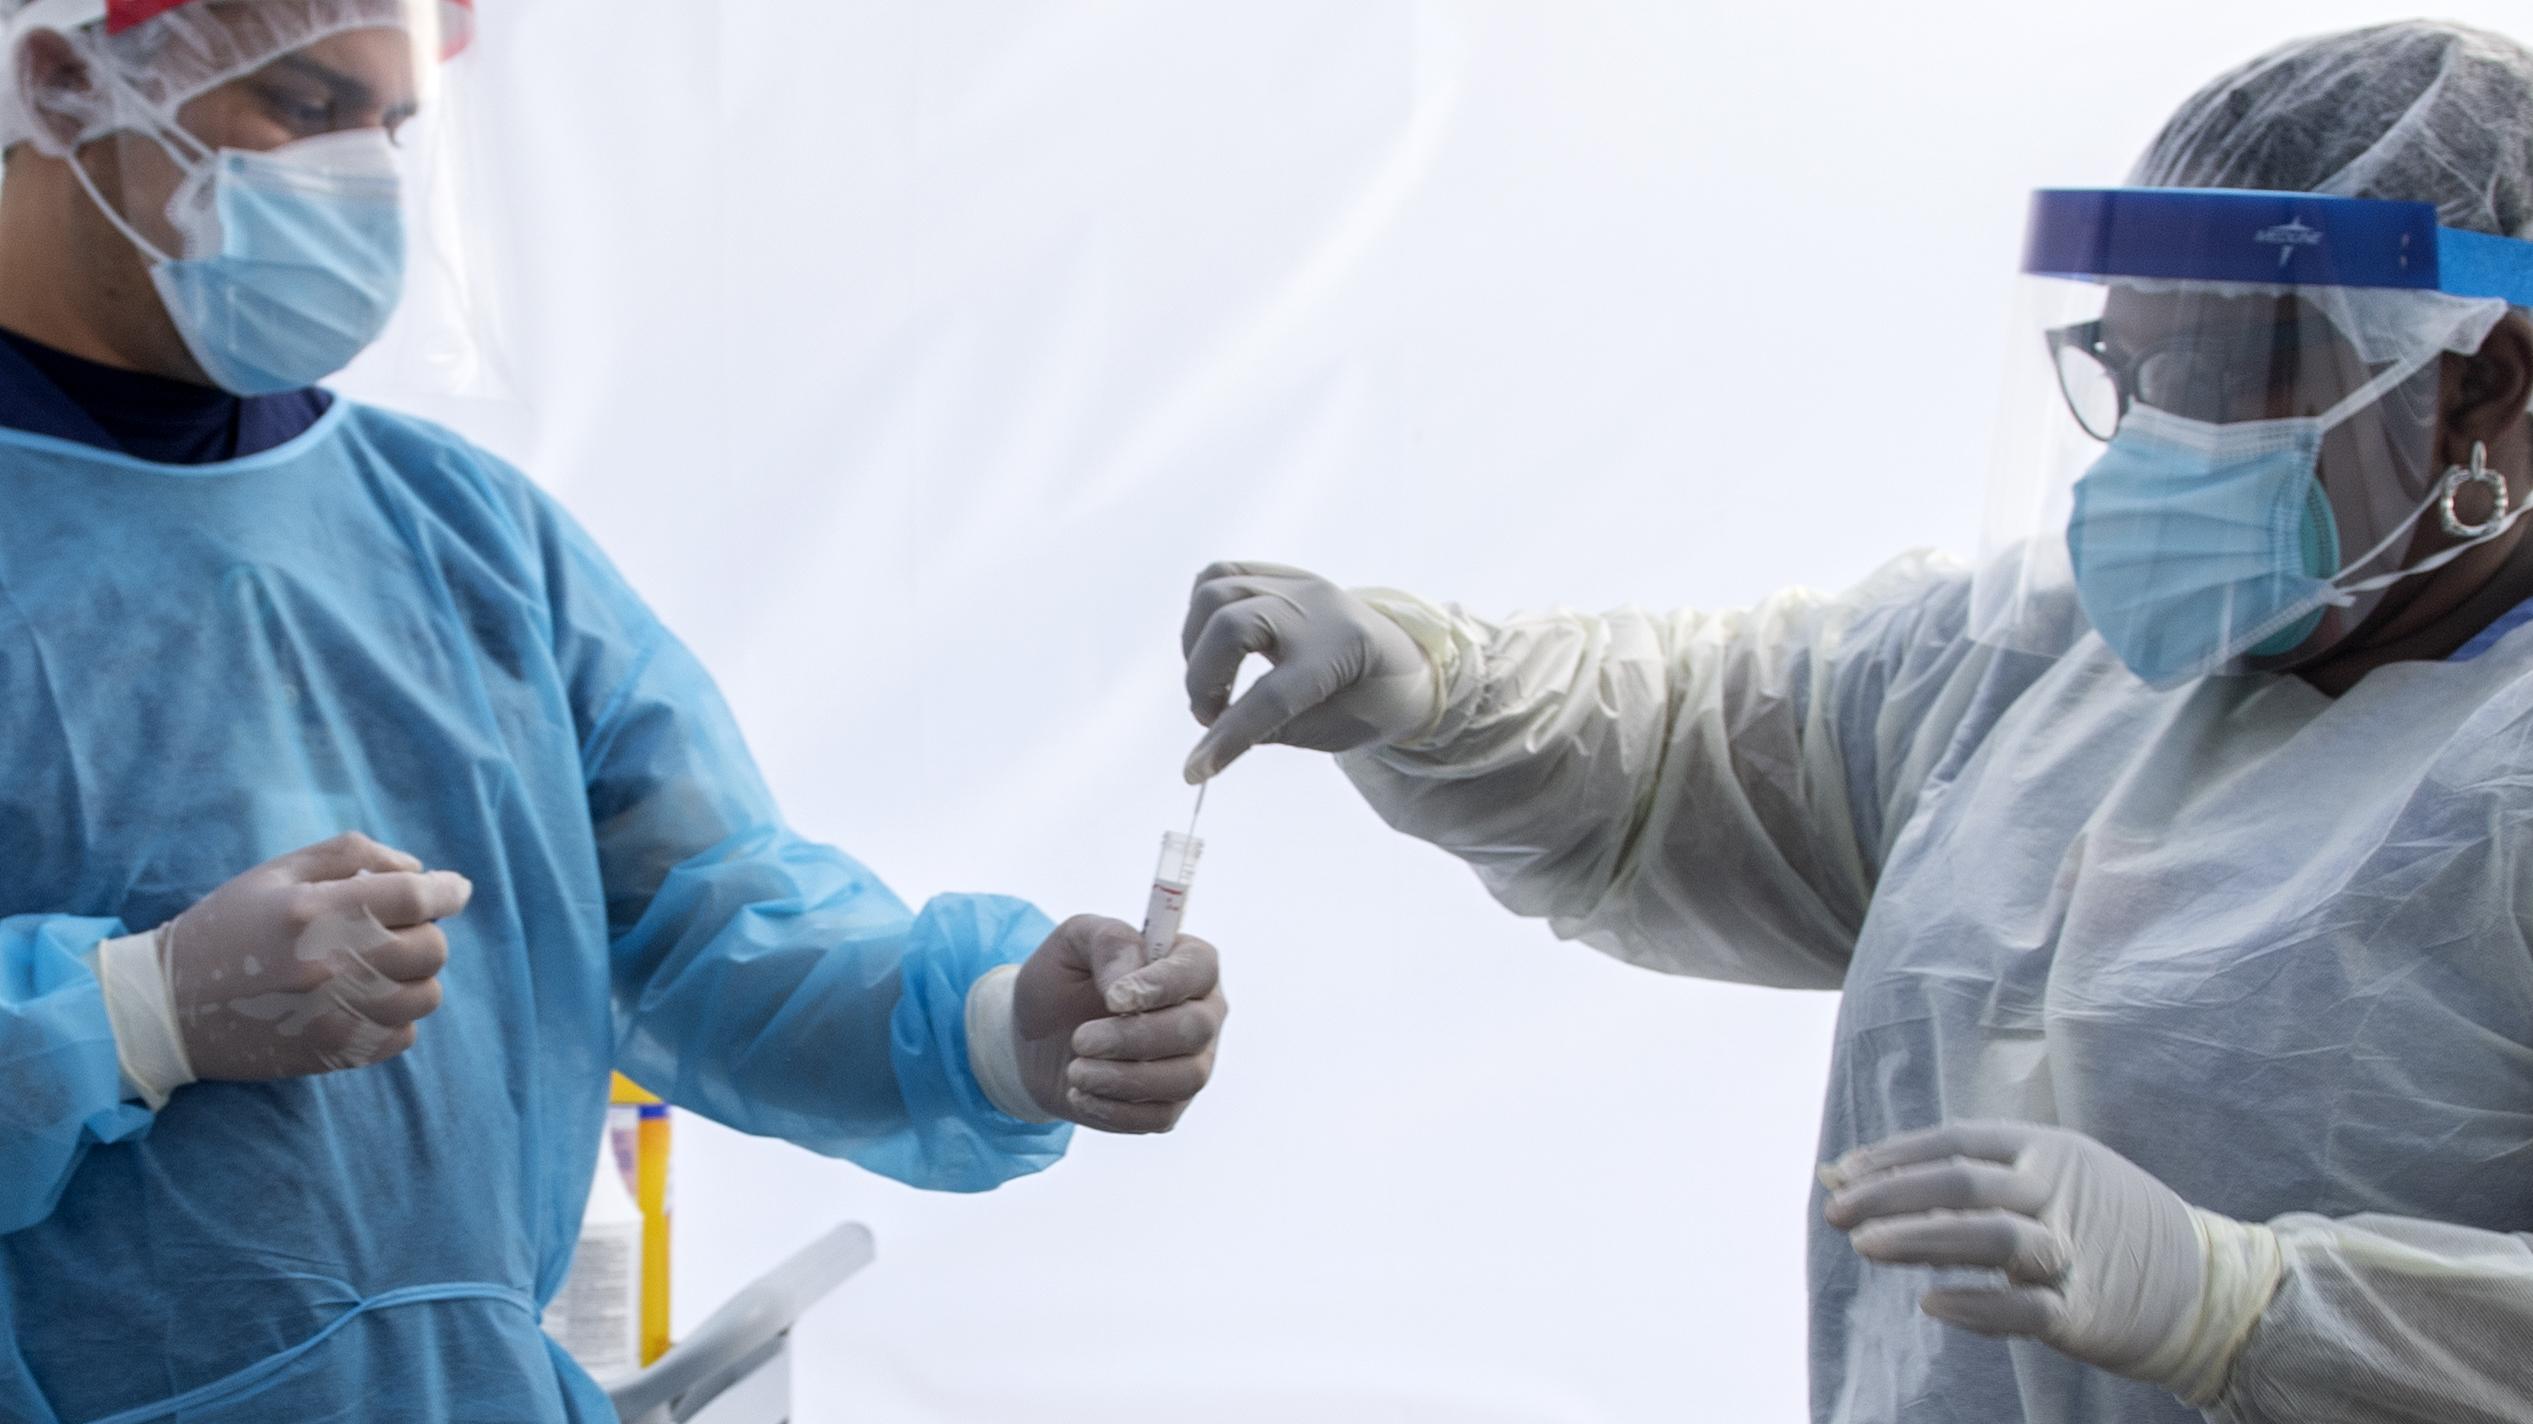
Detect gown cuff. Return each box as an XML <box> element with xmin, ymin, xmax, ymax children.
<box><xmin>962</xmin><ymin>965</ymin><xmax>1051</xmax><ymax>1123</ymax></box>
<box><xmin>1349</xmin><ymin>588</ymin><xmax>1459</xmax><ymax>747</ymax></box>
<box><xmin>2140</xmin><ymin>1208</ymin><xmax>2284</xmax><ymax>1406</ymax></box>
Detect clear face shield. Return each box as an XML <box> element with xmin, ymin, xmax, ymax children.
<box><xmin>4</xmin><ymin>0</ymin><xmax>502</xmax><ymax>396</ymax></box>
<box><xmin>1970</xmin><ymin>189</ymin><xmax>2533</xmax><ymax>688</ymax></box>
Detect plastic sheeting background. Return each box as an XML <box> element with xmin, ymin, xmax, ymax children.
<box><xmin>333</xmin><ymin>3</ymin><xmax>2533</xmax><ymax>1419</ymax></box>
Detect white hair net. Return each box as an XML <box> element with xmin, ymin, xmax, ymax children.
<box><xmin>2129</xmin><ymin>20</ymin><xmax>2533</xmax><ymax>240</ymax></box>
<box><xmin>0</xmin><ymin>0</ymin><xmax>413</xmax><ymax>158</ymax></box>
<box><xmin>2103</xmin><ymin>276</ymin><xmax>2510</xmax><ymax>371</ymax></box>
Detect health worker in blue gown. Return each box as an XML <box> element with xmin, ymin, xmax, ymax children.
<box><xmin>0</xmin><ymin>2</ymin><xmax>1230</xmax><ymax>1421</ymax></box>
<box><xmin>1178</xmin><ymin>21</ymin><xmax>2533</xmax><ymax>1424</ymax></box>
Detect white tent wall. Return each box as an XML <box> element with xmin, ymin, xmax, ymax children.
<box><xmin>331</xmin><ymin>3</ymin><xmax>2533</xmax><ymax>1419</ymax></box>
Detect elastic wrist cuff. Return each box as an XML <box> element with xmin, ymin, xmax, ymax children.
<box><xmin>2144</xmin><ymin>1208</ymin><xmax>2285</xmax><ymax>1406</ymax></box>
<box><xmin>963</xmin><ymin>965</ymin><xmax>1053</xmax><ymax>1123</ymax></box>
<box><xmin>97</xmin><ymin>925</ymin><xmax>196</xmax><ymax>1112</ymax></box>
<box><xmin>1348</xmin><ymin>588</ymin><xmax>1453</xmax><ymax>745</ymax></box>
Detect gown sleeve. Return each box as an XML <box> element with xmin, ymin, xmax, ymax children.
<box><xmin>535</xmin><ymin>491</ymin><xmax>1071</xmax><ymax>1193</ymax></box>
<box><xmin>1336</xmin><ymin>550</ymin><xmax>2027</xmax><ymax>989</ymax></box>
<box><xmin>2205</xmin><ymin>1214</ymin><xmax>2533</xmax><ymax>1424</ymax></box>
<box><xmin>0</xmin><ymin>914</ymin><xmax>153</xmax><ymax>1233</ymax></box>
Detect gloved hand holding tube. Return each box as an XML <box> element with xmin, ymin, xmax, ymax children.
<box><xmin>1180</xmin><ymin>561</ymin><xmax>1442</xmax><ymax>782</ymax></box>
<box><xmin>956</xmin><ymin>608</ymin><xmax>1259</xmax><ymax>1136</ymax></box>
<box><xmin>965</xmin><ymin>915</ymin><xmax>1224</xmax><ymax>1135</ymax></box>
<box><xmin>95</xmin><ymin>831</ymin><xmax>472</xmax><ymax>1106</ymax></box>
<box><xmin>1018</xmin><ymin>912</ymin><xmax>1225</xmax><ymax>1135</ymax></box>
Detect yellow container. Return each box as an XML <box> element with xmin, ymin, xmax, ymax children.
<box><xmin>609</xmin><ymin>1073</ymin><xmax>672</xmax><ymax>1366</ymax></box>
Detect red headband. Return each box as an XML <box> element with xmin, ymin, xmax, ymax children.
<box><xmin>102</xmin><ymin>0</ymin><xmax>185</xmax><ymax>29</ymax></box>
<box><xmin>104</xmin><ymin>0</ymin><xmax>474</xmax><ymax>58</ymax></box>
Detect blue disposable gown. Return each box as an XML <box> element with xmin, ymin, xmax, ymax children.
<box><xmin>0</xmin><ymin>402</ymin><xmax>1070</xmax><ymax>1424</ymax></box>
<box><xmin>1341</xmin><ymin>553</ymin><xmax>2533</xmax><ymax>1424</ymax></box>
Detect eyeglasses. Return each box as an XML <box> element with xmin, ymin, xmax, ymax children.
<box><xmin>2044</xmin><ymin>317</ymin><xmax>2355</xmax><ymax>441</ymax></box>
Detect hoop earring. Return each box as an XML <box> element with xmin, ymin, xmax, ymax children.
<box><xmin>2439</xmin><ymin>442</ymin><xmax>2509</xmax><ymax>539</ymax></box>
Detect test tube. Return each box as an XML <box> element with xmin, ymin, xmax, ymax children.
<box><xmin>1139</xmin><ymin>830</ymin><xmax>1204</xmax><ymax>967</ymax></box>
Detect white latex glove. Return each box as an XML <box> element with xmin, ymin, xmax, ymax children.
<box><xmin>1180</xmin><ymin>561</ymin><xmax>1440</xmax><ymax>782</ymax></box>
<box><xmin>163</xmin><ymin>832</ymin><xmax>472</xmax><ymax>1082</ymax></box>
<box><xmin>1822</xmin><ymin>1120</ymin><xmax>2282</xmax><ymax>1405</ymax></box>
<box><xmin>1002</xmin><ymin>915</ymin><xmax>1225</xmax><ymax>1133</ymax></box>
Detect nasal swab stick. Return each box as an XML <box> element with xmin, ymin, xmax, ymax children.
<box><xmin>1139</xmin><ymin>782</ymin><xmax>1207</xmax><ymax>967</ymax></box>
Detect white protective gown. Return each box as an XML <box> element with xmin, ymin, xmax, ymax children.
<box><xmin>1340</xmin><ymin>551</ymin><xmax>2533</xmax><ymax>1424</ymax></box>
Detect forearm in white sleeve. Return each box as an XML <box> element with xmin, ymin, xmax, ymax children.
<box><xmin>2204</xmin><ymin>1213</ymin><xmax>2533</xmax><ymax>1424</ymax></box>
<box><xmin>1339</xmin><ymin>551</ymin><xmax>1986</xmax><ymax>990</ymax></box>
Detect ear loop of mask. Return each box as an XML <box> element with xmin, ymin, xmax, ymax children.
<box><xmin>2270</xmin><ymin>353</ymin><xmax>2530</xmax><ymax>610</ymax></box>
<box><xmin>2318</xmin><ymin>445</ymin><xmax>2528</xmax><ymax>609</ymax></box>
<box><xmin>59</xmin><ymin>73</ymin><xmax>216</xmax><ymax>267</ymax></box>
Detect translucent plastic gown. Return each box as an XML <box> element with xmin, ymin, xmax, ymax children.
<box><xmin>1344</xmin><ymin>555</ymin><xmax>2533</xmax><ymax>1424</ymax></box>
<box><xmin>0</xmin><ymin>404</ymin><xmax>1069</xmax><ymax>1424</ymax></box>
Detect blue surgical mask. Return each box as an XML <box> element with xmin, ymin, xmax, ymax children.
<box><xmin>74</xmin><ymin>127</ymin><xmax>405</xmax><ymax>397</ymax></box>
<box><xmin>2068</xmin><ymin>388</ymin><xmax>2523</xmax><ymax>687</ymax></box>
<box><xmin>2066</xmin><ymin>405</ymin><xmax>2344</xmax><ymax>686</ymax></box>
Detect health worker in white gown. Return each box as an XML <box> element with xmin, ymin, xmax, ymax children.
<box><xmin>1179</xmin><ymin>20</ymin><xmax>2533</xmax><ymax>1424</ymax></box>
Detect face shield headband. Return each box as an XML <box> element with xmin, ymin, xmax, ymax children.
<box><xmin>2023</xmin><ymin>188</ymin><xmax>2533</xmax><ymax>687</ymax></box>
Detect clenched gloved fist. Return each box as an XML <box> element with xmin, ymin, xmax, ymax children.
<box><xmin>1822</xmin><ymin>1120</ymin><xmax>2282</xmax><ymax>1405</ymax></box>
<box><xmin>1180</xmin><ymin>561</ymin><xmax>1439</xmax><ymax>782</ymax></box>
<box><xmin>167</xmin><ymin>831</ymin><xmax>472</xmax><ymax>1081</ymax></box>
<box><xmin>1007</xmin><ymin>915</ymin><xmax>1225</xmax><ymax>1133</ymax></box>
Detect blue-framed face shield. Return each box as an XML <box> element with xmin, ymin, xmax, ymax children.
<box><xmin>1969</xmin><ymin>188</ymin><xmax>2533</xmax><ymax>687</ymax></box>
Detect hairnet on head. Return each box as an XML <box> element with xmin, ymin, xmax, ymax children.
<box><xmin>2130</xmin><ymin>20</ymin><xmax>2533</xmax><ymax>240</ymax></box>
<box><xmin>0</xmin><ymin>0</ymin><xmax>415</xmax><ymax>158</ymax></box>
